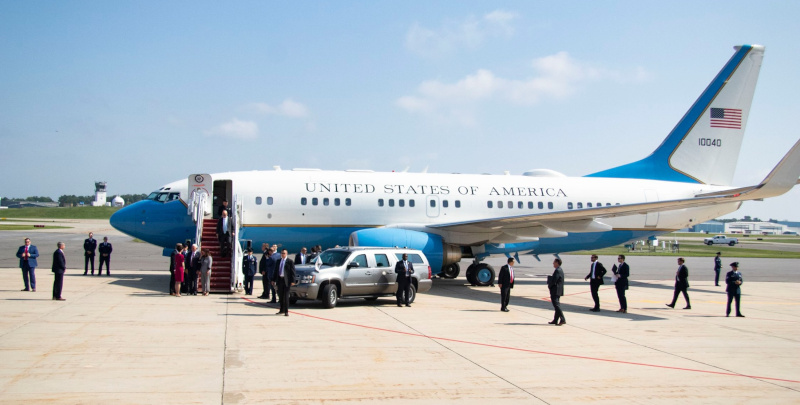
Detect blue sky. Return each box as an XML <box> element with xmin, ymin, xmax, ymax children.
<box><xmin>1</xmin><ymin>1</ymin><xmax>798</xmax><ymax>220</ymax></box>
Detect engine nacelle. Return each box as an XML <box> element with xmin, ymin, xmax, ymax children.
<box><xmin>349</xmin><ymin>228</ymin><xmax>461</xmax><ymax>275</ymax></box>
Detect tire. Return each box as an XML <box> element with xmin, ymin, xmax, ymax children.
<box><xmin>407</xmin><ymin>283</ymin><xmax>417</xmax><ymax>304</ymax></box>
<box><xmin>466</xmin><ymin>264</ymin><xmax>477</xmax><ymax>285</ymax></box>
<box><xmin>442</xmin><ymin>263</ymin><xmax>460</xmax><ymax>279</ymax></box>
<box><xmin>322</xmin><ymin>284</ymin><xmax>338</xmax><ymax>308</ymax></box>
<box><xmin>706</xmin><ymin>241</ymin><xmax>713</xmax><ymax>246</ymax></box>
<box><xmin>473</xmin><ymin>263</ymin><xmax>495</xmax><ymax>287</ymax></box>
<box><xmin>729</xmin><ymin>241</ymin><xmax>735</xmax><ymax>246</ymax></box>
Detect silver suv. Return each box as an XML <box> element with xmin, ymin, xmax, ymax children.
<box><xmin>291</xmin><ymin>247</ymin><xmax>432</xmax><ymax>308</ymax></box>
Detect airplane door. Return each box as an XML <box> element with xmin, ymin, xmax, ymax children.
<box><xmin>644</xmin><ymin>190</ymin><xmax>659</xmax><ymax>227</ymax></box>
<box><xmin>426</xmin><ymin>196</ymin><xmax>440</xmax><ymax>218</ymax></box>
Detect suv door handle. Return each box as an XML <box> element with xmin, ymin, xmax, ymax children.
<box><xmin>364</xmin><ymin>271</ymin><xmax>371</xmax><ymax>276</ymax></box>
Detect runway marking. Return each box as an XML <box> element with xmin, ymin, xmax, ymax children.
<box><xmin>241</xmin><ymin>297</ymin><xmax>800</xmax><ymax>385</ymax></box>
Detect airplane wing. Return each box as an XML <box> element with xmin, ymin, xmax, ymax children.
<box><xmin>429</xmin><ymin>138</ymin><xmax>800</xmax><ymax>234</ymax></box>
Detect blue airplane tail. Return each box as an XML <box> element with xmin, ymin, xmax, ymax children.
<box><xmin>587</xmin><ymin>45</ymin><xmax>764</xmax><ymax>186</ymax></box>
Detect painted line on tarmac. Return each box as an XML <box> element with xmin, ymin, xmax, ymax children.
<box><xmin>242</xmin><ymin>297</ymin><xmax>800</xmax><ymax>384</ymax></box>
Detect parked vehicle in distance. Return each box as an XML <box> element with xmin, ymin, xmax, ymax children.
<box><xmin>291</xmin><ymin>247</ymin><xmax>432</xmax><ymax>308</ymax></box>
<box><xmin>704</xmin><ymin>235</ymin><xmax>739</xmax><ymax>246</ymax></box>
<box><xmin>783</xmin><ymin>231</ymin><xmax>798</xmax><ymax>236</ymax></box>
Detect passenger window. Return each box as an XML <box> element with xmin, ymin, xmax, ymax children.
<box><xmin>487</xmin><ymin>201</ymin><xmax>493</xmax><ymax>208</ymax></box>
<box><xmin>378</xmin><ymin>199</ymin><xmax>384</xmax><ymax>207</ymax></box>
<box><xmin>538</xmin><ymin>202</ymin><xmax>544</xmax><ymax>209</ymax></box>
<box><xmin>350</xmin><ymin>254</ymin><xmax>368</xmax><ymax>268</ymax></box>
<box><xmin>323</xmin><ymin>198</ymin><xmax>329</xmax><ymax>206</ymax></box>
<box><xmin>256</xmin><ymin>197</ymin><xmax>262</xmax><ymax>205</ymax></box>
<box><xmin>375</xmin><ymin>254</ymin><xmax>390</xmax><ymax>268</ymax></box>
<box><xmin>399</xmin><ymin>199</ymin><xmax>405</xmax><ymax>207</ymax></box>
<box><xmin>528</xmin><ymin>202</ymin><xmax>533</xmax><ymax>209</ymax></box>
<box><xmin>508</xmin><ymin>201</ymin><xmax>513</xmax><ymax>209</ymax></box>
<box><xmin>395</xmin><ymin>253</ymin><xmax>424</xmax><ymax>264</ymax></box>
<box><xmin>442</xmin><ymin>200</ymin><xmax>449</xmax><ymax>208</ymax></box>
<box><xmin>267</xmin><ymin>197</ymin><xmax>273</xmax><ymax>205</ymax></box>
<box><xmin>587</xmin><ymin>203</ymin><xmax>592</xmax><ymax>208</ymax></box>
<box><xmin>430</xmin><ymin>199</ymin><xmax>436</xmax><ymax>207</ymax></box>
<box><xmin>312</xmin><ymin>198</ymin><xmax>318</xmax><ymax>206</ymax></box>
<box><xmin>548</xmin><ymin>202</ymin><xmax>553</xmax><ymax>209</ymax></box>
<box><xmin>498</xmin><ymin>201</ymin><xmax>503</xmax><ymax>208</ymax></box>
<box><xmin>455</xmin><ymin>200</ymin><xmax>461</xmax><ymax>208</ymax></box>
<box><xmin>577</xmin><ymin>202</ymin><xmax>583</xmax><ymax>209</ymax></box>
<box><xmin>518</xmin><ymin>201</ymin><xmax>523</xmax><ymax>209</ymax></box>
<box><xmin>409</xmin><ymin>200</ymin><xmax>415</xmax><ymax>207</ymax></box>
<box><xmin>346</xmin><ymin>198</ymin><xmax>352</xmax><ymax>206</ymax></box>
<box><xmin>597</xmin><ymin>202</ymin><xmax>601</xmax><ymax>207</ymax></box>
<box><xmin>301</xmin><ymin>197</ymin><xmax>307</xmax><ymax>206</ymax></box>
<box><xmin>389</xmin><ymin>199</ymin><xmax>395</xmax><ymax>207</ymax></box>
<box><xmin>606</xmin><ymin>203</ymin><xmax>611</xmax><ymax>206</ymax></box>
<box><xmin>568</xmin><ymin>202</ymin><xmax>574</xmax><ymax>209</ymax></box>
<box><xmin>334</xmin><ymin>198</ymin><xmax>340</xmax><ymax>206</ymax></box>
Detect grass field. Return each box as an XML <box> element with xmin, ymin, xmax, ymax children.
<box><xmin>572</xmin><ymin>234</ymin><xmax>800</xmax><ymax>259</ymax></box>
<box><xmin>0</xmin><ymin>206</ymin><xmax>119</xmax><ymax>219</ymax></box>
<box><xmin>0</xmin><ymin>225</ymin><xmax>71</xmax><ymax>231</ymax></box>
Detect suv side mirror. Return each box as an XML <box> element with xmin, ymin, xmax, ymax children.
<box><xmin>347</xmin><ymin>262</ymin><xmax>360</xmax><ymax>269</ymax></box>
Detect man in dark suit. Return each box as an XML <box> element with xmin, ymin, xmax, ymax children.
<box><xmin>168</xmin><ymin>243</ymin><xmax>182</xmax><ymax>296</ymax></box>
<box><xmin>271</xmin><ymin>249</ymin><xmax>295</xmax><ymax>316</ymax></box>
<box><xmin>394</xmin><ymin>253</ymin><xmax>415</xmax><ymax>307</ymax></box>
<box><xmin>98</xmin><ymin>237</ymin><xmax>112</xmax><ymax>276</ymax></box>
<box><xmin>613</xmin><ymin>255</ymin><xmax>630</xmax><ymax>313</ymax></box>
<box><xmin>83</xmin><ymin>232</ymin><xmax>97</xmax><ymax>275</ymax></box>
<box><xmin>242</xmin><ymin>248</ymin><xmax>258</xmax><ymax>295</ymax></box>
<box><xmin>584</xmin><ymin>254</ymin><xmax>607</xmax><ymax>312</ymax></box>
<box><xmin>216</xmin><ymin>210</ymin><xmax>232</xmax><ymax>257</ymax></box>
<box><xmin>263</xmin><ymin>246</ymin><xmax>278</xmax><ymax>303</ymax></box>
<box><xmin>294</xmin><ymin>247</ymin><xmax>309</xmax><ymax>265</ymax></box>
<box><xmin>216</xmin><ymin>199</ymin><xmax>232</xmax><ymax>219</ymax></box>
<box><xmin>666</xmin><ymin>257</ymin><xmax>691</xmax><ymax>309</ymax></box>
<box><xmin>548</xmin><ymin>258</ymin><xmax>566</xmax><ymax>325</ymax></box>
<box><xmin>258</xmin><ymin>243</ymin><xmax>270</xmax><ymax>299</ymax></box>
<box><xmin>713</xmin><ymin>252</ymin><xmax>722</xmax><ymax>286</ymax></box>
<box><xmin>725</xmin><ymin>262</ymin><xmax>744</xmax><ymax>317</ymax></box>
<box><xmin>497</xmin><ymin>257</ymin><xmax>515</xmax><ymax>312</ymax></box>
<box><xmin>52</xmin><ymin>242</ymin><xmax>66</xmax><ymax>301</ymax></box>
<box><xmin>185</xmin><ymin>244</ymin><xmax>201</xmax><ymax>295</ymax></box>
<box><xmin>16</xmin><ymin>237</ymin><xmax>39</xmax><ymax>292</ymax></box>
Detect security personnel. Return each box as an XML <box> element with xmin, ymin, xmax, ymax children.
<box><xmin>98</xmin><ymin>237</ymin><xmax>113</xmax><ymax>276</ymax></box>
<box><xmin>83</xmin><ymin>232</ymin><xmax>97</xmax><ymax>275</ymax></box>
<box><xmin>394</xmin><ymin>253</ymin><xmax>415</xmax><ymax>307</ymax></box>
<box><xmin>725</xmin><ymin>262</ymin><xmax>745</xmax><ymax>317</ymax></box>
<box><xmin>242</xmin><ymin>249</ymin><xmax>258</xmax><ymax>295</ymax></box>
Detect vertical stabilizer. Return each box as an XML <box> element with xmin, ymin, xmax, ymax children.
<box><xmin>588</xmin><ymin>45</ymin><xmax>764</xmax><ymax>185</ymax></box>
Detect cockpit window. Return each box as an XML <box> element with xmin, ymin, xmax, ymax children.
<box><xmin>147</xmin><ymin>191</ymin><xmax>181</xmax><ymax>203</ymax></box>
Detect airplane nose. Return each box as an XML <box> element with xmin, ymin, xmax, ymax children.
<box><xmin>110</xmin><ymin>202</ymin><xmax>140</xmax><ymax>237</ymax></box>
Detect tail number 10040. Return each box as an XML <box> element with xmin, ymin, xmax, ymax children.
<box><xmin>699</xmin><ymin>138</ymin><xmax>722</xmax><ymax>147</ymax></box>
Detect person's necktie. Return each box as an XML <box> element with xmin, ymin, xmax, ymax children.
<box><xmin>280</xmin><ymin>260</ymin><xmax>285</xmax><ymax>277</ymax></box>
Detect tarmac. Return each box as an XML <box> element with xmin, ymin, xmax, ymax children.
<box><xmin>1</xmin><ymin>219</ymin><xmax>799</xmax><ymax>404</ymax></box>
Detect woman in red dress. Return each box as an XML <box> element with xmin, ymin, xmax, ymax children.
<box><xmin>174</xmin><ymin>248</ymin><xmax>185</xmax><ymax>297</ymax></box>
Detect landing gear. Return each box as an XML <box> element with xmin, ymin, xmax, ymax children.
<box><xmin>441</xmin><ymin>262</ymin><xmax>460</xmax><ymax>279</ymax></box>
<box><xmin>466</xmin><ymin>262</ymin><xmax>495</xmax><ymax>287</ymax></box>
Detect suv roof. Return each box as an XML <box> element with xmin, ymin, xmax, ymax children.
<box><xmin>328</xmin><ymin>246</ymin><xmax>422</xmax><ymax>252</ymax></box>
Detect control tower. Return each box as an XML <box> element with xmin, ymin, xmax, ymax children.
<box><xmin>92</xmin><ymin>182</ymin><xmax>107</xmax><ymax>207</ymax></box>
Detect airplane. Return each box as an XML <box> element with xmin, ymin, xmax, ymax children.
<box><xmin>111</xmin><ymin>44</ymin><xmax>800</xmax><ymax>290</ymax></box>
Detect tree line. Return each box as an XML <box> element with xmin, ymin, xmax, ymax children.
<box><xmin>1</xmin><ymin>194</ymin><xmax>147</xmax><ymax>207</ymax></box>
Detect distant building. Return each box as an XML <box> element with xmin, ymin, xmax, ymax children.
<box><xmin>91</xmin><ymin>182</ymin><xmax>107</xmax><ymax>207</ymax></box>
<box><xmin>691</xmin><ymin>221</ymin><xmax>724</xmax><ymax>234</ymax></box>
<box><xmin>112</xmin><ymin>195</ymin><xmax>125</xmax><ymax>207</ymax></box>
<box><xmin>725</xmin><ymin>221</ymin><xmax>787</xmax><ymax>235</ymax></box>
<box><xmin>7</xmin><ymin>202</ymin><xmax>59</xmax><ymax>208</ymax></box>
<box><xmin>777</xmin><ymin>221</ymin><xmax>800</xmax><ymax>234</ymax></box>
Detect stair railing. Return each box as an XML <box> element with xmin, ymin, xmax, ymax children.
<box><xmin>231</xmin><ymin>195</ymin><xmax>244</xmax><ymax>292</ymax></box>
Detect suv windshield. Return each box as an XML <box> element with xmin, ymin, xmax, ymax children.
<box><xmin>314</xmin><ymin>250</ymin><xmax>351</xmax><ymax>267</ymax></box>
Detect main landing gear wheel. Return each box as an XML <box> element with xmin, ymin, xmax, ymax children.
<box><xmin>473</xmin><ymin>263</ymin><xmax>495</xmax><ymax>287</ymax></box>
<box><xmin>466</xmin><ymin>264</ymin><xmax>478</xmax><ymax>285</ymax></box>
<box><xmin>442</xmin><ymin>262</ymin><xmax>460</xmax><ymax>279</ymax></box>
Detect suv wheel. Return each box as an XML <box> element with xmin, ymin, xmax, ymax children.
<box><xmin>407</xmin><ymin>284</ymin><xmax>417</xmax><ymax>304</ymax></box>
<box><xmin>322</xmin><ymin>284</ymin><xmax>338</xmax><ymax>308</ymax></box>
<box><xmin>729</xmin><ymin>241</ymin><xmax>735</xmax><ymax>246</ymax></box>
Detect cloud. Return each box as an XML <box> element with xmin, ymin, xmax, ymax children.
<box><xmin>249</xmin><ymin>99</ymin><xmax>309</xmax><ymax>118</ymax></box>
<box><xmin>396</xmin><ymin>51</ymin><xmax>647</xmax><ymax>124</ymax></box>
<box><xmin>405</xmin><ymin>10</ymin><xmax>519</xmax><ymax>56</ymax></box>
<box><xmin>205</xmin><ymin>118</ymin><xmax>258</xmax><ymax>140</ymax></box>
